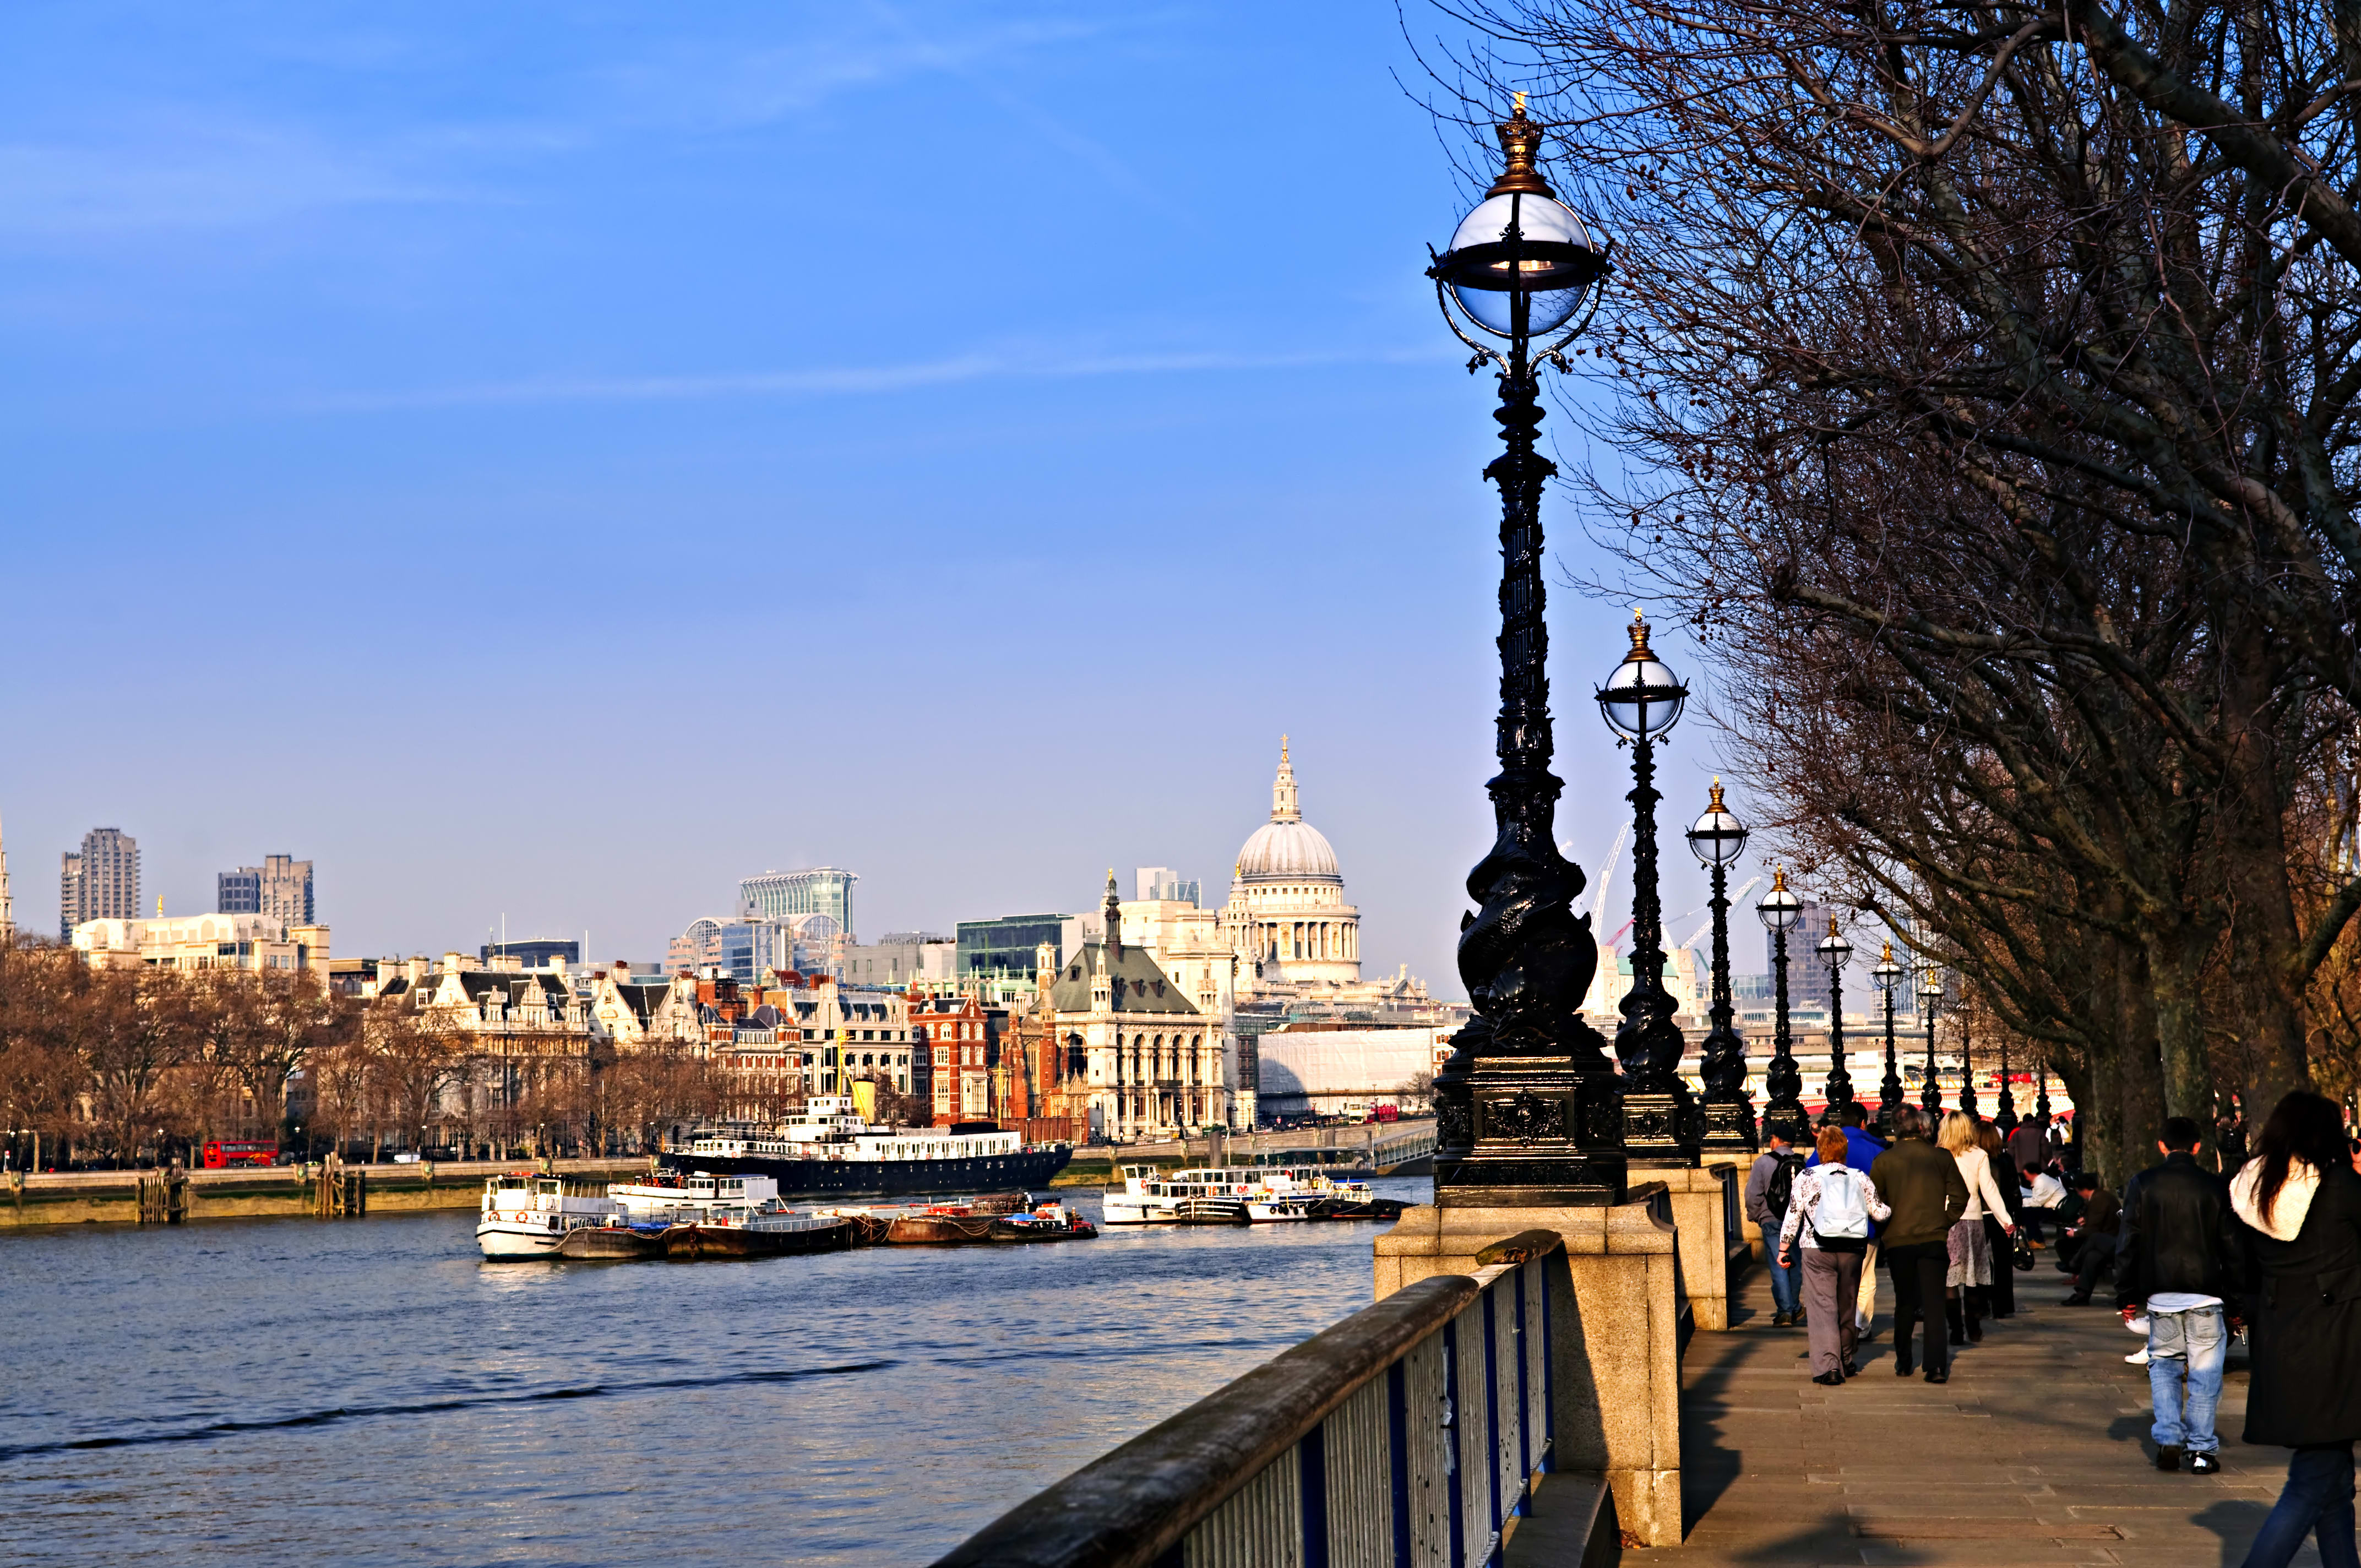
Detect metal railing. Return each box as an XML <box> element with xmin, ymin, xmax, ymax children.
<box><xmin>933</xmin><ymin>1229</ymin><xmax>1575</xmax><ymax>1568</ymax></box>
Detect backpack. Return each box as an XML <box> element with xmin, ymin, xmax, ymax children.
<box><xmin>1765</xmin><ymin>1151</ymin><xmax>1805</xmax><ymax>1224</ymax></box>
<box><xmin>1813</xmin><ymin>1166</ymin><xmax>1872</xmax><ymax>1253</ymax></box>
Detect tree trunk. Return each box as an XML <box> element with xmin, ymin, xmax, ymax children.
<box><xmin>2145</xmin><ymin>923</ymin><xmax>2218</xmax><ymax>1161</ymax></box>
<box><xmin>2217</xmin><ymin>603</ymin><xmax>2313</xmax><ymax>1116</ymax></box>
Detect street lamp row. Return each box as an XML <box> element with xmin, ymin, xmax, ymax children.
<box><xmin>1423</xmin><ymin>96</ymin><xmax>2012</xmax><ymax>1197</ymax></box>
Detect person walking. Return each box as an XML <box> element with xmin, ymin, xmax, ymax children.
<box><xmin>1938</xmin><ymin>1110</ymin><xmax>2015</xmax><ymax>1346</ymax></box>
<box><xmin>1809</xmin><ymin>1101</ymin><xmax>1890</xmax><ymax>1338</ymax></box>
<box><xmin>2115</xmin><ymin>1115</ymin><xmax>2242</xmax><ymax>1475</ymax></box>
<box><xmin>1778</xmin><ymin>1124</ymin><xmax>1891</xmax><ymax>1385</ymax></box>
<box><xmin>2007</xmin><ymin>1113</ymin><xmax>2050</xmax><ymax>1181</ymax></box>
<box><xmin>1870</xmin><ymin>1103</ymin><xmax>1968</xmax><ymax>1382</ymax></box>
<box><xmin>1747</xmin><ymin>1129</ymin><xmax>1808</xmax><ymax>1327</ymax></box>
<box><xmin>1976</xmin><ymin>1118</ymin><xmax>2020</xmax><ymax>1319</ymax></box>
<box><xmin>2233</xmin><ymin>1091</ymin><xmax>2361</xmax><ymax>1568</ymax></box>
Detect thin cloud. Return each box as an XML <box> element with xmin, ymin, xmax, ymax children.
<box><xmin>300</xmin><ymin>343</ymin><xmax>1452</xmax><ymax>412</ymax></box>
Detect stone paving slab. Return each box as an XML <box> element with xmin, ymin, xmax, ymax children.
<box><xmin>1623</xmin><ymin>1258</ymin><xmax>2325</xmax><ymax>1565</ymax></box>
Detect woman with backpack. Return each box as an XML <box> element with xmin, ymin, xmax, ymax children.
<box><xmin>2233</xmin><ymin>1091</ymin><xmax>2361</xmax><ymax>1568</ymax></box>
<box><xmin>1778</xmin><ymin>1124</ymin><xmax>1892</xmax><ymax>1385</ymax></box>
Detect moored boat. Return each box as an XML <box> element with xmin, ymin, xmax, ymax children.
<box><xmin>478</xmin><ymin>1173</ymin><xmax>627</xmax><ymax>1259</ymax></box>
<box><xmin>667</xmin><ymin>1096</ymin><xmax>1073</xmax><ymax>1199</ymax></box>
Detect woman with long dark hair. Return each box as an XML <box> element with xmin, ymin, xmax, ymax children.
<box><xmin>2235</xmin><ymin>1091</ymin><xmax>2361</xmax><ymax>1568</ymax></box>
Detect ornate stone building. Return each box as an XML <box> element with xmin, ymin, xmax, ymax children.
<box><xmin>1220</xmin><ymin>739</ymin><xmax>1361</xmax><ymax>984</ymax></box>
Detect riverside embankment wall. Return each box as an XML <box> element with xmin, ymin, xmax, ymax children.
<box><xmin>1</xmin><ymin>1158</ymin><xmax>653</xmax><ymax>1228</ymax></box>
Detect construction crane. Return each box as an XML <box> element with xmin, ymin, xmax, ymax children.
<box><xmin>1571</xmin><ymin>822</ymin><xmax>1630</xmax><ymax>922</ymax></box>
<box><xmin>1675</xmin><ymin>875</ymin><xmax>1765</xmax><ymax>952</ymax></box>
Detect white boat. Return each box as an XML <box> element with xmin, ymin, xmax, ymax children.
<box><xmin>668</xmin><ymin>1096</ymin><xmax>1072</xmax><ymax>1199</ymax></box>
<box><xmin>606</xmin><ymin>1170</ymin><xmax>787</xmax><ymax>1224</ymax></box>
<box><xmin>1103</xmin><ymin>1164</ymin><xmax>1330</xmax><ymax>1225</ymax></box>
<box><xmin>477</xmin><ymin>1172</ymin><xmax>626</xmax><ymax>1258</ymax></box>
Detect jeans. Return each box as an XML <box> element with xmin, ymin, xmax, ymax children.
<box><xmin>1885</xmin><ymin>1239</ymin><xmax>1950</xmax><ymax>1371</ymax></box>
<box><xmin>1767</xmin><ymin>1248</ymin><xmax>1803</xmax><ymax>1316</ymax></box>
<box><xmin>2145</xmin><ymin>1305</ymin><xmax>2224</xmax><ymax>1453</ymax></box>
<box><xmin>2243</xmin><ymin>1442</ymin><xmax>2359</xmax><ymax>1568</ymax></box>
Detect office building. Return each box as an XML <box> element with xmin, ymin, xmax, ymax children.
<box><xmin>738</xmin><ymin>867</ymin><xmax>857</xmax><ymax>940</ymax></box>
<box><xmin>75</xmin><ymin>912</ymin><xmax>329</xmax><ymax>973</ymax></box>
<box><xmin>1765</xmin><ymin>900</ymin><xmax>1838</xmax><ymax>1012</ymax></box>
<box><xmin>60</xmin><ymin>827</ymin><xmax>139</xmax><ymax>939</ymax></box>
<box><xmin>480</xmin><ymin>938</ymin><xmax>580</xmax><ymax>968</ymax></box>
<box><xmin>217</xmin><ymin>854</ymin><xmax>315</xmax><ymax>924</ymax></box>
<box><xmin>956</xmin><ymin>912</ymin><xmax>1090</xmax><ymax>981</ymax></box>
<box><xmin>842</xmin><ymin>932</ymin><xmax>959</xmax><ymax>988</ymax></box>
<box><xmin>1134</xmin><ymin>867</ymin><xmax>1201</xmax><ymax>906</ymax></box>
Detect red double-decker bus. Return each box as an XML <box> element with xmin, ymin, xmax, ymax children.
<box><xmin>201</xmin><ymin>1140</ymin><xmax>278</xmax><ymax>1169</ymax></box>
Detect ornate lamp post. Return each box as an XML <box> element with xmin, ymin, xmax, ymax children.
<box><xmin>1756</xmin><ymin>869</ymin><xmax>1807</xmax><ymax>1143</ymax></box>
<box><xmin>1994</xmin><ymin>1028</ymin><xmax>2019</xmax><ymax>1134</ymax></box>
<box><xmin>1686</xmin><ymin>780</ymin><xmax>1753</xmax><ymax>1151</ymax></box>
<box><xmin>1957</xmin><ymin>1009</ymin><xmax>1980</xmax><ymax>1119</ymax></box>
<box><xmin>1424</xmin><ymin>98</ymin><xmax>1625</xmax><ymax>1206</ymax></box>
<box><xmin>1870</xmin><ymin>940</ymin><xmax>1906</xmax><ymax>1137</ymax></box>
<box><xmin>1918</xmin><ymin>967</ymin><xmax>1944</xmax><ymax>1118</ymax></box>
<box><xmin>1816</xmin><ymin>918</ymin><xmax>1854</xmax><ymax>1121</ymax></box>
<box><xmin>1599</xmin><ymin>612</ymin><xmax>1695</xmax><ymax>1161</ymax></box>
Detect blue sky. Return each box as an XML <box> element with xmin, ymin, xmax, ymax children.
<box><xmin>0</xmin><ymin>2</ymin><xmax>1776</xmax><ymax>990</ymax></box>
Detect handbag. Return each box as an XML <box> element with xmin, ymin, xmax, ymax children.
<box><xmin>2012</xmin><ymin>1228</ymin><xmax>2036</xmax><ymax>1271</ymax></box>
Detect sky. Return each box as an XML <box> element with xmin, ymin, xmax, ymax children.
<box><xmin>0</xmin><ymin>1</ymin><xmax>1794</xmax><ymax>992</ymax></box>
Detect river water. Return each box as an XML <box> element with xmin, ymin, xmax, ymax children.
<box><xmin>1</xmin><ymin>1178</ymin><xmax>1428</xmax><ymax>1567</ymax></box>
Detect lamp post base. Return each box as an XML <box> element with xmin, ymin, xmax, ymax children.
<box><xmin>1698</xmin><ymin>1097</ymin><xmax>1760</xmax><ymax>1153</ymax></box>
<box><xmin>1620</xmin><ymin>1085</ymin><xmax>1699</xmax><ymax>1166</ymax></box>
<box><xmin>1434</xmin><ymin>1050</ymin><xmax>1627</xmax><ymax>1208</ymax></box>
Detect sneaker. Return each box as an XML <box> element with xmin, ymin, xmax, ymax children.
<box><xmin>2125</xmin><ymin>1347</ymin><xmax>2151</xmax><ymax>1365</ymax></box>
<box><xmin>2156</xmin><ymin>1446</ymin><xmax>2183</xmax><ymax>1472</ymax></box>
<box><xmin>1770</xmin><ymin>1310</ymin><xmax>1791</xmax><ymax>1327</ymax></box>
<box><xmin>2190</xmin><ymin>1453</ymin><xmax>2221</xmax><ymax>1476</ymax></box>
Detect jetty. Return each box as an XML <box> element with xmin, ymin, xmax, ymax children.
<box><xmin>4</xmin><ymin>1157</ymin><xmax>650</xmax><ymax>1228</ymax></box>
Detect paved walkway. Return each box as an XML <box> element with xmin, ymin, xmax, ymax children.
<box><xmin>1633</xmin><ymin>1251</ymin><xmax>2315</xmax><ymax>1566</ymax></box>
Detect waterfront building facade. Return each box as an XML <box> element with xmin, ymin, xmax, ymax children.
<box><xmin>910</xmin><ymin>989</ymin><xmax>992</xmax><ymax>1124</ymax></box>
<box><xmin>74</xmin><ymin>912</ymin><xmax>330</xmax><ymax>973</ymax></box>
<box><xmin>1029</xmin><ymin>877</ymin><xmax>1237</xmax><ymax>1140</ymax></box>
<box><xmin>61</xmin><ymin>827</ymin><xmax>139</xmax><ymax>939</ymax></box>
<box><xmin>216</xmin><ymin>854</ymin><xmax>315</xmax><ymax>924</ymax></box>
<box><xmin>1254</xmin><ymin>1026</ymin><xmax>1454</xmax><ymax>1121</ymax></box>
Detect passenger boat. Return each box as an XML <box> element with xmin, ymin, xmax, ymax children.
<box><xmin>477</xmin><ymin>1173</ymin><xmax>627</xmax><ymax>1258</ymax></box>
<box><xmin>1101</xmin><ymin>1164</ymin><xmax>1402</xmax><ymax>1225</ymax></box>
<box><xmin>667</xmin><ymin>1096</ymin><xmax>1073</xmax><ymax>1198</ymax></box>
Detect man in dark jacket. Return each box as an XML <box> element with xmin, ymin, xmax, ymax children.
<box><xmin>1869</xmin><ymin>1104</ymin><xmax>1969</xmax><ymax>1382</ymax></box>
<box><xmin>2115</xmin><ymin>1117</ymin><xmax>2242</xmax><ymax>1473</ymax></box>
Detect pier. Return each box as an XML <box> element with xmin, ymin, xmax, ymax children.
<box><xmin>3</xmin><ymin>1157</ymin><xmax>650</xmax><ymax>1228</ymax></box>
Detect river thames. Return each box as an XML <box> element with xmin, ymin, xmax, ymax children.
<box><xmin>1</xmin><ymin>1178</ymin><xmax>1428</xmax><ymax>1567</ymax></box>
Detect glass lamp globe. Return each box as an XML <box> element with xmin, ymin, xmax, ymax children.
<box><xmin>1598</xmin><ymin>610</ymin><xmax>1688</xmax><ymax>738</ymax></box>
<box><xmin>1871</xmin><ymin>940</ymin><xmax>1905</xmax><ymax>992</ymax></box>
<box><xmin>1816</xmin><ymin>919</ymin><xmax>1852</xmax><ymax>970</ymax></box>
<box><xmin>1756</xmin><ymin>868</ymin><xmax>1803</xmax><ymax>932</ymax></box>
<box><xmin>1686</xmin><ymin>778</ymin><xmax>1748</xmax><ymax>868</ymax></box>
<box><xmin>1441</xmin><ymin>190</ymin><xmax>1602</xmax><ymax>337</ymax></box>
<box><xmin>1919</xmin><ymin>971</ymin><xmax>1945</xmax><ymax>1006</ymax></box>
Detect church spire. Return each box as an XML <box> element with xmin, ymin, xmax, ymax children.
<box><xmin>1270</xmin><ymin>735</ymin><xmax>1301</xmax><ymax>823</ymax></box>
<box><xmin>1103</xmin><ymin>867</ymin><xmax>1123</xmax><ymax>959</ymax></box>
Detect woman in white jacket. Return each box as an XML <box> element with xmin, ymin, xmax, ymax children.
<box><xmin>1939</xmin><ymin>1110</ymin><xmax>2016</xmax><ymax>1344</ymax></box>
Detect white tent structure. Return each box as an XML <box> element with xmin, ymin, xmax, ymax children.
<box><xmin>1255</xmin><ymin>1027</ymin><xmax>1453</xmax><ymax>1120</ymax></box>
